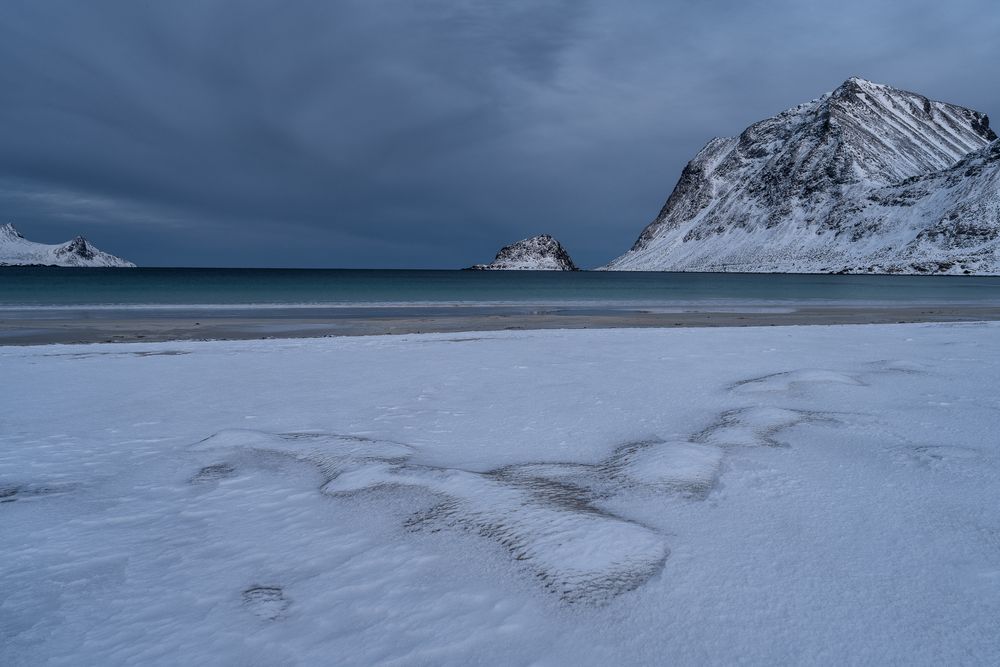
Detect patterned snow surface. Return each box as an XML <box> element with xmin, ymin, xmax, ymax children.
<box><xmin>3</xmin><ymin>324</ymin><xmax>1000</xmax><ymax>664</ymax></box>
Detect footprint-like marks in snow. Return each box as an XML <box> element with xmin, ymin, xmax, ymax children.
<box><xmin>692</xmin><ymin>407</ymin><xmax>834</xmax><ymax>448</ymax></box>
<box><xmin>731</xmin><ymin>369</ymin><xmax>864</xmax><ymax>393</ymax></box>
<box><xmin>898</xmin><ymin>445</ymin><xmax>983</xmax><ymax>469</ymax></box>
<box><xmin>866</xmin><ymin>359</ymin><xmax>931</xmax><ymax>375</ymax></box>
<box><xmin>494</xmin><ymin>439</ymin><xmax>725</xmax><ymax>502</ymax></box>
<box><xmin>191</xmin><ymin>429</ymin><xmax>414</xmax><ymax>479</ymax></box>
<box><xmin>326</xmin><ymin>464</ymin><xmax>670</xmax><ymax>603</ymax></box>
<box><xmin>598</xmin><ymin>440</ymin><xmax>723</xmax><ymax>496</ymax></box>
<box><xmin>190</xmin><ymin>462</ymin><xmax>237</xmax><ymax>483</ymax></box>
<box><xmin>41</xmin><ymin>350</ymin><xmax>191</xmax><ymax>359</ymax></box>
<box><xmin>242</xmin><ymin>586</ymin><xmax>291</xmax><ymax>620</ymax></box>
<box><xmin>0</xmin><ymin>482</ymin><xmax>76</xmax><ymax>504</ymax></box>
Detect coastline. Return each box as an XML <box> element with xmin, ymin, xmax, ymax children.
<box><xmin>3</xmin><ymin>303</ymin><xmax>1000</xmax><ymax>345</ymax></box>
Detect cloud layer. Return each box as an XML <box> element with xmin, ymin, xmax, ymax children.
<box><xmin>2</xmin><ymin>0</ymin><xmax>998</xmax><ymax>267</ymax></box>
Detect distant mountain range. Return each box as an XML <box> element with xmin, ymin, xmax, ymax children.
<box><xmin>0</xmin><ymin>224</ymin><xmax>135</xmax><ymax>267</ymax></box>
<box><xmin>604</xmin><ymin>77</ymin><xmax>999</xmax><ymax>274</ymax></box>
<box><xmin>7</xmin><ymin>78</ymin><xmax>1000</xmax><ymax>275</ymax></box>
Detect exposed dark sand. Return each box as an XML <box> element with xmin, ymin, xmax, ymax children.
<box><xmin>3</xmin><ymin>304</ymin><xmax>1000</xmax><ymax>345</ymax></box>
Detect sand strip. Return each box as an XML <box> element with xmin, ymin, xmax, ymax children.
<box><xmin>3</xmin><ymin>304</ymin><xmax>1000</xmax><ymax>345</ymax></box>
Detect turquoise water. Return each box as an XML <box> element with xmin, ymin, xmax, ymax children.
<box><xmin>2</xmin><ymin>267</ymin><xmax>1000</xmax><ymax>308</ymax></box>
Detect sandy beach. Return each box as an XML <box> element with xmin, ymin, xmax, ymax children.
<box><xmin>3</xmin><ymin>303</ymin><xmax>1000</xmax><ymax>345</ymax></box>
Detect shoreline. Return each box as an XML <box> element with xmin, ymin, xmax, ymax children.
<box><xmin>3</xmin><ymin>303</ymin><xmax>1000</xmax><ymax>345</ymax></box>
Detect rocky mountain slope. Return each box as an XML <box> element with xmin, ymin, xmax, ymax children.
<box><xmin>0</xmin><ymin>224</ymin><xmax>136</xmax><ymax>267</ymax></box>
<box><xmin>832</xmin><ymin>138</ymin><xmax>1000</xmax><ymax>273</ymax></box>
<box><xmin>468</xmin><ymin>234</ymin><xmax>578</xmax><ymax>271</ymax></box>
<box><xmin>605</xmin><ymin>77</ymin><xmax>999</xmax><ymax>274</ymax></box>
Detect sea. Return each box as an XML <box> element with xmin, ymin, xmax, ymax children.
<box><xmin>2</xmin><ymin>267</ymin><xmax>1000</xmax><ymax>320</ymax></box>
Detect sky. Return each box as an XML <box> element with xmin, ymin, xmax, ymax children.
<box><xmin>1</xmin><ymin>0</ymin><xmax>998</xmax><ymax>269</ymax></box>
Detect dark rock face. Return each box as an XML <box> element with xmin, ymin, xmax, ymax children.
<box><xmin>55</xmin><ymin>237</ymin><xmax>97</xmax><ymax>261</ymax></box>
<box><xmin>0</xmin><ymin>223</ymin><xmax>25</xmax><ymax>241</ymax></box>
<box><xmin>468</xmin><ymin>234</ymin><xmax>579</xmax><ymax>271</ymax></box>
<box><xmin>606</xmin><ymin>78</ymin><xmax>1000</xmax><ymax>274</ymax></box>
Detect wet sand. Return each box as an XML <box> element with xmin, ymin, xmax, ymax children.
<box><xmin>3</xmin><ymin>304</ymin><xmax>1000</xmax><ymax>345</ymax></box>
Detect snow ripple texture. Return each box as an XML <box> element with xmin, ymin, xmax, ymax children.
<box><xmin>3</xmin><ymin>326</ymin><xmax>1000</xmax><ymax>664</ymax></box>
<box><xmin>191</xmin><ymin>388</ymin><xmax>825</xmax><ymax>604</ymax></box>
<box><xmin>194</xmin><ymin>430</ymin><xmax>690</xmax><ymax>603</ymax></box>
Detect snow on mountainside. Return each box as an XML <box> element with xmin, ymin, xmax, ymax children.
<box><xmin>0</xmin><ymin>224</ymin><xmax>135</xmax><ymax>267</ymax></box>
<box><xmin>833</xmin><ymin>139</ymin><xmax>1000</xmax><ymax>274</ymax></box>
<box><xmin>605</xmin><ymin>77</ymin><xmax>999</xmax><ymax>274</ymax></box>
<box><xmin>468</xmin><ymin>234</ymin><xmax>579</xmax><ymax>270</ymax></box>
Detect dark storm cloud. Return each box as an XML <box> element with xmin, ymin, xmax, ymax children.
<box><xmin>1</xmin><ymin>0</ymin><xmax>998</xmax><ymax>267</ymax></box>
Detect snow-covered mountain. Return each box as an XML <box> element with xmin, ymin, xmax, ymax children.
<box><xmin>468</xmin><ymin>234</ymin><xmax>579</xmax><ymax>271</ymax></box>
<box><xmin>605</xmin><ymin>77</ymin><xmax>999</xmax><ymax>274</ymax></box>
<box><xmin>0</xmin><ymin>224</ymin><xmax>136</xmax><ymax>267</ymax></box>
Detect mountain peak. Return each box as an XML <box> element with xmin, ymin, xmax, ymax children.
<box><xmin>840</xmin><ymin>75</ymin><xmax>880</xmax><ymax>89</ymax></box>
<box><xmin>827</xmin><ymin>77</ymin><xmax>914</xmax><ymax>109</ymax></box>
<box><xmin>57</xmin><ymin>236</ymin><xmax>97</xmax><ymax>260</ymax></box>
<box><xmin>1</xmin><ymin>223</ymin><xmax>24</xmax><ymax>240</ymax></box>
<box><xmin>825</xmin><ymin>78</ymin><xmax>994</xmax><ymax>139</ymax></box>
<box><xmin>827</xmin><ymin>76</ymin><xmax>897</xmax><ymax>102</ymax></box>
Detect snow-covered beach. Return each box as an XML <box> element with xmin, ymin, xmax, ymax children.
<box><xmin>3</xmin><ymin>322</ymin><xmax>999</xmax><ymax>664</ymax></box>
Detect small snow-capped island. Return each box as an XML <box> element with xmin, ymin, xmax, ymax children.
<box><xmin>0</xmin><ymin>223</ymin><xmax>135</xmax><ymax>267</ymax></box>
<box><xmin>466</xmin><ymin>234</ymin><xmax>579</xmax><ymax>271</ymax></box>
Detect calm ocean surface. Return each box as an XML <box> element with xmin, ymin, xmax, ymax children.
<box><xmin>3</xmin><ymin>267</ymin><xmax>1000</xmax><ymax>311</ymax></box>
